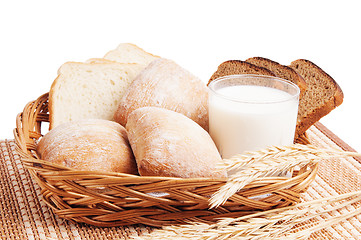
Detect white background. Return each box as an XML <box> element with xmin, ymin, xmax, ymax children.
<box><xmin>1</xmin><ymin>0</ymin><xmax>360</xmax><ymax>152</ymax></box>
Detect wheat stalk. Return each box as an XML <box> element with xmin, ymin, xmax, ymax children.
<box><xmin>221</xmin><ymin>144</ymin><xmax>359</xmax><ymax>172</ymax></box>
<box><xmin>210</xmin><ymin>144</ymin><xmax>361</xmax><ymax>208</ymax></box>
<box><xmin>134</xmin><ymin>190</ymin><xmax>361</xmax><ymax>240</ymax></box>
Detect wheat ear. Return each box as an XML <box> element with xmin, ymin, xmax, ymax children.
<box><xmin>134</xmin><ymin>190</ymin><xmax>361</xmax><ymax>240</ymax></box>
<box><xmin>210</xmin><ymin>144</ymin><xmax>361</xmax><ymax>208</ymax></box>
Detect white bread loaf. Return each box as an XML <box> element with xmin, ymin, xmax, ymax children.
<box><xmin>37</xmin><ymin>119</ymin><xmax>138</xmax><ymax>174</ymax></box>
<box><xmin>49</xmin><ymin>61</ymin><xmax>144</xmax><ymax>129</ymax></box>
<box><xmin>103</xmin><ymin>43</ymin><xmax>159</xmax><ymax>66</ymax></box>
<box><xmin>126</xmin><ymin>107</ymin><xmax>225</xmax><ymax>178</ymax></box>
<box><xmin>114</xmin><ymin>58</ymin><xmax>209</xmax><ymax>130</ymax></box>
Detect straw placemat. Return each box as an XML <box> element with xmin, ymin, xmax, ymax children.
<box><xmin>1</xmin><ymin>122</ymin><xmax>360</xmax><ymax>240</ymax></box>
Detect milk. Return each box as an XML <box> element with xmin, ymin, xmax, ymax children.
<box><xmin>209</xmin><ymin>85</ymin><xmax>299</xmax><ymax>159</ymax></box>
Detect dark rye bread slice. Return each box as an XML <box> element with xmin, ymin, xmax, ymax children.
<box><xmin>207</xmin><ymin>60</ymin><xmax>275</xmax><ymax>85</ymax></box>
<box><xmin>290</xmin><ymin>59</ymin><xmax>344</xmax><ymax>136</ymax></box>
<box><xmin>246</xmin><ymin>57</ymin><xmax>307</xmax><ymax>98</ymax></box>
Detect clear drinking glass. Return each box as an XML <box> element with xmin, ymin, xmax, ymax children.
<box><xmin>208</xmin><ymin>74</ymin><xmax>300</xmax><ymax>159</ymax></box>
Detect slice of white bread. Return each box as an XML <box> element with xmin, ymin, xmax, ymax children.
<box><xmin>103</xmin><ymin>43</ymin><xmax>159</xmax><ymax>66</ymax></box>
<box><xmin>49</xmin><ymin>62</ymin><xmax>144</xmax><ymax>129</ymax></box>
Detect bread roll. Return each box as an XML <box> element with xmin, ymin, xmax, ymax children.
<box><xmin>126</xmin><ymin>107</ymin><xmax>225</xmax><ymax>178</ymax></box>
<box><xmin>114</xmin><ymin>58</ymin><xmax>209</xmax><ymax>131</ymax></box>
<box><xmin>37</xmin><ymin>119</ymin><xmax>138</xmax><ymax>174</ymax></box>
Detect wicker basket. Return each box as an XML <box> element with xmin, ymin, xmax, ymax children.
<box><xmin>14</xmin><ymin>93</ymin><xmax>317</xmax><ymax>227</ymax></box>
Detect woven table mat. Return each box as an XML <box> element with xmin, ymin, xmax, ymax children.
<box><xmin>1</xmin><ymin>122</ymin><xmax>361</xmax><ymax>240</ymax></box>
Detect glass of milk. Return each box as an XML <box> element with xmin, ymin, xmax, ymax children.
<box><xmin>208</xmin><ymin>74</ymin><xmax>300</xmax><ymax>159</ymax></box>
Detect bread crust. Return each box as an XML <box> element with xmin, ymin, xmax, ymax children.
<box><xmin>208</xmin><ymin>60</ymin><xmax>276</xmax><ymax>85</ymax></box>
<box><xmin>246</xmin><ymin>57</ymin><xmax>307</xmax><ymax>97</ymax></box>
<box><xmin>85</xmin><ymin>58</ymin><xmax>118</xmax><ymax>64</ymax></box>
<box><xmin>290</xmin><ymin>59</ymin><xmax>344</xmax><ymax>136</ymax></box>
<box><xmin>49</xmin><ymin>74</ymin><xmax>60</xmax><ymax>130</ymax></box>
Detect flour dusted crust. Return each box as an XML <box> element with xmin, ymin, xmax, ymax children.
<box><xmin>114</xmin><ymin>58</ymin><xmax>209</xmax><ymax>131</ymax></box>
<box><xmin>37</xmin><ymin>119</ymin><xmax>138</xmax><ymax>174</ymax></box>
<box><xmin>126</xmin><ymin>107</ymin><xmax>226</xmax><ymax>179</ymax></box>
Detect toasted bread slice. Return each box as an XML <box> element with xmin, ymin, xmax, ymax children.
<box><xmin>246</xmin><ymin>57</ymin><xmax>307</xmax><ymax>97</ymax></box>
<box><xmin>208</xmin><ymin>60</ymin><xmax>275</xmax><ymax>85</ymax></box>
<box><xmin>289</xmin><ymin>59</ymin><xmax>343</xmax><ymax>136</ymax></box>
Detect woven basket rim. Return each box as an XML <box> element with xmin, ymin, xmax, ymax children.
<box><xmin>13</xmin><ymin>93</ymin><xmax>317</xmax><ymax>227</ymax></box>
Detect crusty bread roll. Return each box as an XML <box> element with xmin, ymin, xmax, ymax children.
<box><xmin>37</xmin><ymin>119</ymin><xmax>138</xmax><ymax>174</ymax></box>
<box><xmin>126</xmin><ymin>107</ymin><xmax>226</xmax><ymax>178</ymax></box>
<box><xmin>114</xmin><ymin>58</ymin><xmax>209</xmax><ymax>131</ymax></box>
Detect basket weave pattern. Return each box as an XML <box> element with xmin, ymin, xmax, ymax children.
<box><xmin>14</xmin><ymin>93</ymin><xmax>317</xmax><ymax>227</ymax></box>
